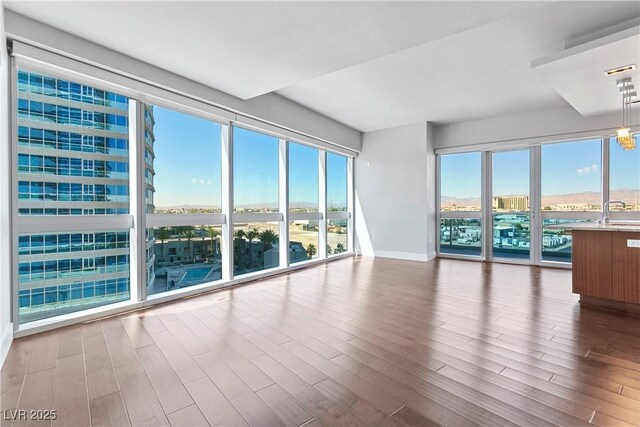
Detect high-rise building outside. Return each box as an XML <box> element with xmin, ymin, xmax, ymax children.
<box><xmin>16</xmin><ymin>70</ymin><xmax>155</xmax><ymax>323</ymax></box>
<box><xmin>492</xmin><ymin>195</ymin><xmax>529</xmax><ymax>211</ymax></box>
<box><xmin>143</xmin><ymin>106</ymin><xmax>157</xmax><ymax>293</ymax></box>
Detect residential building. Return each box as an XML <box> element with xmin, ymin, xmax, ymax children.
<box><xmin>16</xmin><ymin>70</ymin><xmax>155</xmax><ymax>323</ymax></box>
<box><xmin>492</xmin><ymin>195</ymin><xmax>530</xmax><ymax>211</ymax></box>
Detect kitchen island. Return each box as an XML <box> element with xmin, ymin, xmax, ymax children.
<box><xmin>550</xmin><ymin>222</ymin><xmax>640</xmax><ymax>312</ymax></box>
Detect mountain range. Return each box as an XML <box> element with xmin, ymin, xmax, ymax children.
<box><xmin>442</xmin><ymin>189</ymin><xmax>639</xmax><ymax>208</ymax></box>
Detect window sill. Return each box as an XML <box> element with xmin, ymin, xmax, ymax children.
<box><xmin>14</xmin><ymin>252</ymin><xmax>354</xmax><ymax>338</ymax></box>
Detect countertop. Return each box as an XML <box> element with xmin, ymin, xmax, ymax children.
<box><xmin>546</xmin><ymin>222</ymin><xmax>640</xmax><ymax>232</ymax></box>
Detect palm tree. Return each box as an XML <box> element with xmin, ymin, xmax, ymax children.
<box><xmin>233</xmin><ymin>229</ymin><xmax>246</xmax><ymax>267</ymax></box>
<box><xmin>205</xmin><ymin>226</ymin><xmax>220</xmax><ymax>259</ymax></box>
<box><xmin>306</xmin><ymin>243</ymin><xmax>317</xmax><ymax>258</ymax></box>
<box><xmin>155</xmin><ymin>227</ymin><xmax>170</xmax><ymax>262</ymax></box>
<box><xmin>199</xmin><ymin>227</ymin><xmax>207</xmax><ymax>258</ymax></box>
<box><xmin>245</xmin><ymin>228</ymin><xmax>260</xmax><ymax>269</ymax></box>
<box><xmin>335</xmin><ymin>243</ymin><xmax>346</xmax><ymax>253</ymax></box>
<box><xmin>174</xmin><ymin>225</ymin><xmax>190</xmax><ymax>235</ymax></box>
<box><xmin>327</xmin><ymin>244</ymin><xmax>333</xmax><ymax>255</ymax></box>
<box><xmin>181</xmin><ymin>227</ymin><xmax>196</xmax><ymax>263</ymax></box>
<box><xmin>258</xmin><ymin>229</ymin><xmax>278</xmax><ymax>251</ymax></box>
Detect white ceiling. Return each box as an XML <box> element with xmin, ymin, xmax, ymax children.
<box><xmin>5</xmin><ymin>1</ymin><xmax>640</xmax><ymax>132</ymax></box>
<box><xmin>533</xmin><ymin>28</ymin><xmax>640</xmax><ymax>117</ymax></box>
<box><xmin>4</xmin><ymin>1</ymin><xmax>535</xmax><ymax>100</ymax></box>
<box><xmin>277</xmin><ymin>1</ymin><xmax>640</xmax><ymax>131</ymax></box>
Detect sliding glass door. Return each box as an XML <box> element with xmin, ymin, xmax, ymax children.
<box><xmin>438</xmin><ymin>152</ymin><xmax>482</xmax><ymax>257</ymax></box>
<box><xmin>539</xmin><ymin>139</ymin><xmax>602</xmax><ymax>263</ymax></box>
<box><xmin>437</xmin><ymin>136</ymin><xmax>640</xmax><ymax>266</ymax></box>
<box><xmin>490</xmin><ymin>149</ymin><xmax>532</xmax><ymax>261</ymax></box>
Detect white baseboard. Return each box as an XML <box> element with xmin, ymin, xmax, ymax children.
<box><xmin>1</xmin><ymin>322</ymin><xmax>13</xmax><ymax>368</ymax></box>
<box><xmin>372</xmin><ymin>250</ymin><xmax>436</xmax><ymax>262</ymax></box>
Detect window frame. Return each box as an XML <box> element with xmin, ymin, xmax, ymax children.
<box><xmin>607</xmin><ymin>135</ymin><xmax>640</xmax><ymax>219</ymax></box>
<box><xmin>9</xmin><ymin>53</ymin><xmax>355</xmax><ymax>335</ymax></box>
<box><xmin>139</xmin><ymin>100</ymin><xmax>227</xmax><ymax>300</ymax></box>
<box><xmin>12</xmin><ymin>66</ymin><xmax>139</xmax><ymax>326</ymax></box>
<box><xmin>436</xmin><ymin>151</ymin><xmax>484</xmax><ymax>259</ymax></box>
<box><xmin>436</xmin><ymin>136</ymin><xmax>639</xmax><ymax>269</ymax></box>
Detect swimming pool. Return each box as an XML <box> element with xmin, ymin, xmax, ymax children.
<box><xmin>181</xmin><ymin>266</ymin><xmax>213</xmax><ymax>284</ymax></box>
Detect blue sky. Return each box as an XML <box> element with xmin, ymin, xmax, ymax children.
<box><xmin>493</xmin><ymin>150</ymin><xmax>530</xmax><ymax>196</ymax></box>
<box><xmin>327</xmin><ymin>152</ymin><xmax>348</xmax><ymax>209</ymax></box>
<box><xmin>153</xmin><ymin>106</ymin><xmax>222</xmax><ymax>208</ymax></box>
<box><xmin>289</xmin><ymin>142</ymin><xmax>319</xmax><ymax>207</ymax></box>
<box><xmin>233</xmin><ymin>127</ymin><xmax>279</xmax><ymax>206</ymax></box>
<box><xmin>441</xmin><ymin>138</ymin><xmax>639</xmax><ymax>199</ymax></box>
<box><xmin>541</xmin><ymin>139</ymin><xmax>601</xmax><ymax>196</ymax></box>
<box><xmin>440</xmin><ymin>152</ymin><xmax>481</xmax><ymax>198</ymax></box>
<box><xmin>152</xmin><ymin>107</ymin><xmax>347</xmax><ymax>208</ymax></box>
<box><xmin>609</xmin><ymin>136</ymin><xmax>640</xmax><ymax>192</ymax></box>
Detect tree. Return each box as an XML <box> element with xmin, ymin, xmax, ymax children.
<box><xmin>327</xmin><ymin>244</ymin><xmax>333</xmax><ymax>255</ymax></box>
<box><xmin>174</xmin><ymin>225</ymin><xmax>191</xmax><ymax>235</ymax></box>
<box><xmin>199</xmin><ymin>228</ymin><xmax>207</xmax><ymax>257</ymax></box>
<box><xmin>258</xmin><ymin>229</ymin><xmax>278</xmax><ymax>251</ymax></box>
<box><xmin>181</xmin><ymin>227</ymin><xmax>196</xmax><ymax>263</ymax></box>
<box><xmin>233</xmin><ymin>229</ymin><xmax>246</xmax><ymax>267</ymax></box>
<box><xmin>205</xmin><ymin>226</ymin><xmax>220</xmax><ymax>259</ymax></box>
<box><xmin>335</xmin><ymin>243</ymin><xmax>346</xmax><ymax>253</ymax></box>
<box><xmin>306</xmin><ymin>243</ymin><xmax>317</xmax><ymax>258</ymax></box>
<box><xmin>245</xmin><ymin>228</ymin><xmax>260</xmax><ymax>268</ymax></box>
<box><xmin>155</xmin><ymin>227</ymin><xmax>170</xmax><ymax>262</ymax></box>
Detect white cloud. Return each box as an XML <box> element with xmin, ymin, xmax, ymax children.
<box><xmin>191</xmin><ymin>178</ymin><xmax>196</xmax><ymax>184</ymax></box>
<box><xmin>200</xmin><ymin>179</ymin><xmax>205</xmax><ymax>185</ymax></box>
<box><xmin>207</xmin><ymin>180</ymin><xmax>212</xmax><ymax>185</ymax></box>
<box><xmin>583</xmin><ymin>166</ymin><xmax>590</xmax><ymax>174</ymax></box>
<box><xmin>577</xmin><ymin>168</ymin><xmax>583</xmax><ymax>176</ymax></box>
<box><xmin>592</xmin><ymin>164</ymin><xmax>598</xmax><ymax>172</ymax></box>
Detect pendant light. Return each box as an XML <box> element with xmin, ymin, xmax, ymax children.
<box><xmin>616</xmin><ymin>78</ymin><xmax>636</xmax><ymax>150</ymax></box>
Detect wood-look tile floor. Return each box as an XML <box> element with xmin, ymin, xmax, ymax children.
<box><xmin>2</xmin><ymin>257</ymin><xmax>639</xmax><ymax>427</ymax></box>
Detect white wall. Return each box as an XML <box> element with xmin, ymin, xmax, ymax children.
<box><xmin>353</xmin><ymin>102</ymin><xmax>640</xmax><ymax>263</ymax></box>
<box><xmin>426</xmin><ymin>123</ymin><xmax>437</xmax><ymax>256</ymax></box>
<box><xmin>4</xmin><ymin>10</ymin><xmax>362</xmax><ymax>153</ymax></box>
<box><xmin>0</xmin><ymin>3</ymin><xmax>14</xmax><ymax>367</ymax></box>
<box><xmin>434</xmin><ymin>104</ymin><xmax>639</xmax><ymax>150</ymax></box>
<box><xmin>355</xmin><ymin>122</ymin><xmax>437</xmax><ymax>262</ymax></box>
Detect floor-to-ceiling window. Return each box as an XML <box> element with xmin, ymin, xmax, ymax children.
<box><xmin>288</xmin><ymin>142</ymin><xmax>320</xmax><ymax>263</ymax></box>
<box><xmin>438</xmin><ymin>152</ymin><xmax>482</xmax><ymax>256</ymax></box>
<box><xmin>609</xmin><ymin>135</ymin><xmax>640</xmax><ymax>213</ymax></box>
<box><xmin>11</xmin><ymin>59</ymin><xmax>355</xmax><ymax>329</ymax></box>
<box><xmin>437</xmin><ymin>135</ymin><xmax>640</xmax><ymax>266</ymax></box>
<box><xmin>16</xmin><ymin>69</ymin><xmax>132</xmax><ymax>323</ymax></box>
<box><xmin>491</xmin><ymin>149</ymin><xmax>531</xmax><ymax>260</ymax></box>
<box><xmin>540</xmin><ymin>139</ymin><xmax>601</xmax><ymax>262</ymax></box>
<box><xmin>326</xmin><ymin>152</ymin><xmax>350</xmax><ymax>255</ymax></box>
<box><xmin>233</xmin><ymin>128</ymin><xmax>281</xmax><ymax>274</ymax></box>
<box><xmin>144</xmin><ymin>104</ymin><xmax>223</xmax><ymax>296</ymax></box>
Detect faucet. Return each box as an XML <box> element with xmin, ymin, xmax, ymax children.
<box><xmin>601</xmin><ymin>200</ymin><xmax>626</xmax><ymax>224</ymax></box>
